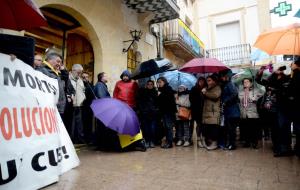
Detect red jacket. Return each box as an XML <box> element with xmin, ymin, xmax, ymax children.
<box><xmin>113</xmin><ymin>80</ymin><xmax>138</xmax><ymax>108</ymax></box>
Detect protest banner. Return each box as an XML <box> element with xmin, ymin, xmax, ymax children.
<box><xmin>0</xmin><ymin>53</ymin><xmax>79</xmax><ymax>190</ymax></box>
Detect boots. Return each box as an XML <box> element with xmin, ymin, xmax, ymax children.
<box><xmin>197</xmin><ymin>135</ymin><xmax>205</xmax><ymax>148</ymax></box>
<box><xmin>206</xmin><ymin>141</ymin><xmax>218</xmax><ymax>150</ymax></box>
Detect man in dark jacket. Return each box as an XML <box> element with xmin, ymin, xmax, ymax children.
<box><xmin>219</xmin><ymin>70</ymin><xmax>240</xmax><ymax>150</ymax></box>
<box><xmin>93</xmin><ymin>72</ymin><xmax>118</xmax><ymax>150</ymax></box>
<box><xmin>94</xmin><ymin>72</ymin><xmax>110</xmax><ymax>98</ymax></box>
<box><xmin>35</xmin><ymin>52</ymin><xmax>68</xmax><ymax>117</ymax></box>
<box><xmin>82</xmin><ymin>72</ymin><xmax>95</xmax><ymax>144</ymax></box>
<box><xmin>256</xmin><ymin>66</ymin><xmax>293</xmax><ymax>156</ymax></box>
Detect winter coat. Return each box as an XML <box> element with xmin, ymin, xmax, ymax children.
<box><xmin>176</xmin><ymin>92</ymin><xmax>191</xmax><ymax>120</ymax></box>
<box><xmin>288</xmin><ymin>69</ymin><xmax>300</xmax><ymax>117</ymax></box>
<box><xmin>35</xmin><ymin>61</ymin><xmax>66</xmax><ymax>113</ymax></box>
<box><xmin>94</xmin><ymin>81</ymin><xmax>111</xmax><ymax>98</ymax></box>
<box><xmin>113</xmin><ymin>80</ymin><xmax>138</xmax><ymax>108</ymax></box>
<box><xmin>189</xmin><ymin>86</ymin><xmax>204</xmax><ymax>121</ymax></box>
<box><xmin>69</xmin><ymin>74</ymin><xmax>86</xmax><ymax>107</ymax></box>
<box><xmin>157</xmin><ymin>84</ymin><xmax>177</xmax><ymax>115</ymax></box>
<box><xmin>136</xmin><ymin>87</ymin><xmax>158</xmax><ymax>118</ymax></box>
<box><xmin>221</xmin><ymin>81</ymin><xmax>240</xmax><ymax>119</ymax></box>
<box><xmin>202</xmin><ymin>85</ymin><xmax>221</xmax><ymax>125</ymax></box>
<box><xmin>239</xmin><ymin>88</ymin><xmax>263</xmax><ymax>119</ymax></box>
<box><xmin>83</xmin><ymin>81</ymin><xmax>95</xmax><ymax>107</ymax></box>
<box><xmin>256</xmin><ymin>72</ymin><xmax>289</xmax><ymax>112</ymax></box>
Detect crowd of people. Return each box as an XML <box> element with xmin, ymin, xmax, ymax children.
<box><xmin>33</xmin><ymin>49</ymin><xmax>300</xmax><ymax>158</ymax></box>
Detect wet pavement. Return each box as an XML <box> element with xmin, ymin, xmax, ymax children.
<box><xmin>45</xmin><ymin>141</ymin><xmax>300</xmax><ymax>190</ymax></box>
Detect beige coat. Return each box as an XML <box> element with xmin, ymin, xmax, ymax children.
<box><xmin>70</xmin><ymin>74</ymin><xmax>86</xmax><ymax>107</ymax></box>
<box><xmin>202</xmin><ymin>85</ymin><xmax>221</xmax><ymax>125</ymax></box>
<box><xmin>239</xmin><ymin>88</ymin><xmax>263</xmax><ymax>119</ymax></box>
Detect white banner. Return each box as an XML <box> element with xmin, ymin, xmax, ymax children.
<box><xmin>0</xmin><ymin>53</ymin><xmax>79</xmax><ymax>190</ymax></box>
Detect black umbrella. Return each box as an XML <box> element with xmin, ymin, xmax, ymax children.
<box><xmin>131</xmin><ymin>58</ymin><xmax>176</xmax><ymax>79</ymax></box>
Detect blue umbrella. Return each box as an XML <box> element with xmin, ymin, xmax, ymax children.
<box><xmin>251</xmin><ymin>49</ymin><xmax>270</xmax><ymax>62</ymax></box>
<box><xmin>90</xmin><ymin>98</ymin><xmax>140</xmax><ymax>136</ymax></box>
<box><xmin>156</xmin><ymin>70</ymin><xmax>197</xmax><ymax>90</ymax></box>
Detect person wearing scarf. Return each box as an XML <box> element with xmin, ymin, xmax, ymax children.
<box><xmin>238</xmin><ymin>78</ymin><xmax>263</xmax><ymax>148</ymax></box>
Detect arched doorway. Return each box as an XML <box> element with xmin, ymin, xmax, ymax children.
<box><xmin>25</xmin><ymin>7</ymin><xmax>95</xmax><ymax>81</ymax></box>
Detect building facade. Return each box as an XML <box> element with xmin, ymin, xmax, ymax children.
<box><xmin>18</xmin><ymin>0</ymin><xmax>179</xmax><ymax>91</ymax></box>
<box><xmin>193</xmin><ymin>0</ymin><xmax>272</xmax><ymax>68</ymax></box>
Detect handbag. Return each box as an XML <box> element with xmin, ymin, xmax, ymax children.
<box><xmin>178</xmin><ymin>106</ymin><xmax>191</xmax><ymax>120</ymax></box>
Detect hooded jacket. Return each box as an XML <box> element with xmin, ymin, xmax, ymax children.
<box><xmin>221</xmin><ymin>81</ymin><xmax>240</xmax><ymax>119</ymax></box>
<box><xmin>113</xmin><ymin>70</ymin><xmax>138</xmax><ymax>108</ymax></box>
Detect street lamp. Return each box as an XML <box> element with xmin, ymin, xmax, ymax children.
<box><xmin>123</xmin><ymin>30</ymin><xmax>142</xmax><ymax>52</ymax></box>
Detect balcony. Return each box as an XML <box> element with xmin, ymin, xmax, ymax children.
<box><xmin>163</xmin><ymin>19</ymin><xmax>205</xmax><ymax>61</ymax></box>
<box><xmin>206</xmin><ymin>44</ymin><xmax>251</xmax><ymax>67</ymax></box>
<box><xmin>124</xmin><ymin>0</ymin><xmax>179</xmax><ymax>23</ymax></box>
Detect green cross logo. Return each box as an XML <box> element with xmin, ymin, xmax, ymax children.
<box><xmin>270</xmin><ymin>1</ymin><xmax>292</xmax><ymax>17</ymax></box>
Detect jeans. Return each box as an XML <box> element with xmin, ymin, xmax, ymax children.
<box><xmin>141</xmin><ymin>114</ymin><xmax>157</xmax><ymax>143</ymax></box>
<box><xmin>177</xmin><ymin>120</ymin><xmax>190</xmax><ymax>141</ymax></box>
<box><xmin>277</xmin><ymin>110</ymin><xmax>292</xmax><ymax>152</ymax></box>
<box><xmin>162</xmin><ymin>113</ymin><xmax>175</xmax><ymax>144</ymax></box>
<box><xmin>225</xmin><ymin>117</ymin><xmax>239</xmax><ymax>146</ymax></box>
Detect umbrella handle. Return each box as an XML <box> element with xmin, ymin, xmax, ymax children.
<box><xmin>86</xmin><ymin>82</ymin><xmax>98</xmax><ymax>100</ymax></box>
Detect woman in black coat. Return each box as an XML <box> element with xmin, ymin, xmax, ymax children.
<box><xmin>189</xmin><ymin>77</ymin><xmax>206</xmax><ymax>147</ymax></box>
<box><xmin>157</xmin><ymin>77</ymin><xmax>177</xmax><ymax>148</ymax></box>
<box><xmin>136</xmin><ymin>80</ymin><xmax>159</xmax><ymax>148</ymax></box>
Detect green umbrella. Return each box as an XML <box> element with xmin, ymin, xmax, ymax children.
<box><xmin>232</xmin><ymin>68</ymin><xmax>267</xmax><ymax>93</ymax></box>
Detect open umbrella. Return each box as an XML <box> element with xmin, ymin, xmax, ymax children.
<box><xmin>0</xmin><ymin>0</ymin><xmax>47</xmax><ymax>30</ymax></box>
<box><xmin>131</xmin><ymin>58</ymin><xmax>176</xmax><ymax>79</ymax></box>
<box><xmin>179</xmin><ymin>58</ymin><xmax>229</xmax><ymax>74</ymax></box>
<box><xmin>90</xmin><ymin>98</ymin><xmax>140</xmax><ymax>136</ymax></box>
<box><xmin>232</xmin><ymin>68</ymin><xmax>266</xmax><ymax>93</ymax></box>
<box><xmin>156</xmin><ymin>70</ymin><xmax>197</xmax><ymax>90</ymax></box>
<box><xmin>250</xmin><ymin>49</ymin><xmax>270</xmax><ymax>62</ymax></box>
<box><xmin>254</xmin><ymin>23</ymin><xmax>300</xmax><ymax>56</ymax></box>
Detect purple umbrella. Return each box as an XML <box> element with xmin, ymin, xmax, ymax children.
<box><xmin>90</xmin><ymin>98</ymin><xmax>140</xmax><ymax>136</ymax></box>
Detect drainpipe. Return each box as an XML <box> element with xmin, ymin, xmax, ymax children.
<box><xmin>150</xmin><ymin>23</ymin><xmax>162</xmax><ymax>59</ymax></box>
<box><xmin>158</xmin><ymin>23</ymin><xmax>164</xmax><ymax>59</ymax></box>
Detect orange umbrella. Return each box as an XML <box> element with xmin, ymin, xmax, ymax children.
<box><xmin>254</xmin><ymin>23</ymin><xmax>300</xmax><ymax>56</ymax></box>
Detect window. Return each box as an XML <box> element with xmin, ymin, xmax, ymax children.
<box><xmin>127</xmin><ymin>49</ymin><xmax>138</xmax><ymax>73</ymax></box>
<box><xmin>216</xmin><ymin>21</ymin><xmax>241</xmax><ymax>48</ymax></box>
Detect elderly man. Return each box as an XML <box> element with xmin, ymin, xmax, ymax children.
<box><xmin>69</xmin><ymin>64</ymin><xmax>86</xmax><ymax>144</ymax></box>
<box><xmin>35</xmin><ymin>52</ymin><xmax>68</xmax><ymax>116</ymax></box>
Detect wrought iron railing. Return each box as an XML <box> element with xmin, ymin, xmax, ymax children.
<box><xmin>206</xmin><ymin>44</ymin><xmax>251</xmax><ymax>66</ymax></box>
<box><xmin>163</xmin><ymin>19</ymin><xmax>205</xmax><ymax>57</ymax></box>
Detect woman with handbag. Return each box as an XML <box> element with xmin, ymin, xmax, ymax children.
<box><xmin>175</xmin><ymin>85</ymin><xmax>192</xmax><ymax>147</ymax></box>
<box><xmin>202</xmin><ymin>75</ymin><xmax>222</xmax><ymax>150</ymax></box>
